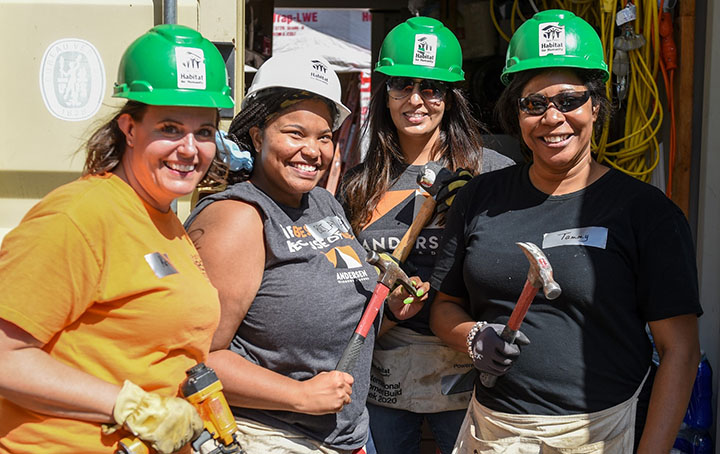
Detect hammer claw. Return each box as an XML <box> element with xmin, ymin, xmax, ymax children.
<box><xmin>515</xmin><ymin>242</ymin><xmax>561</xmax><ymax>300</ymax></box>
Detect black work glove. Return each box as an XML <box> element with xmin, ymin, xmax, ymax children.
<box><xmin>470</xmin><ymin>323</ymin><xmax>530</xmax><ymax>376</ymax></box>
<box><xmin>434</xmin><ymin>168</ymin><xmax>473</xmax><ymax>216</ymax></box>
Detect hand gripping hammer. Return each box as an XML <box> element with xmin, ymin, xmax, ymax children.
<box><xmin>441</xmin><ymin>241</ymin><xmax>561</xmax><ymax>395</ymax></box>
<box><xmin>392</xmin><ymin>161</ymin><xmax>452</xmax><ymax>262</ymax></box>
<box><xmin>335</xmin><ymin>250</ymin><xmax>418</xmax><ymax>373</ymax></box>
<box><xmin>479</xmin><ymin>241</ymin><xmax>562</xmax><ymax>388</ymax></box>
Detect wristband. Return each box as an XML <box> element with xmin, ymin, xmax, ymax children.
<box><xmin>466</xmin><ymin>321</ymin><xmax>487</xmax><ymax>360</ymax></box>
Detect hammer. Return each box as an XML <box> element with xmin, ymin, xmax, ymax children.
<box><xmin>441</xmin><ymin>242</ymin><xmax>561</xmax><ymax>394</ymax></box>
<box><xmin>335</xmin><ymin>250</ymin><xmax>419</xmax><ymax>373</ymax></box>
<box><xmin>479</xmin><ymin>242</ymin><xmax>561</xmax><ymax>387</ymax></box>
<box><xmin>392</xmin><ymin>161</ymin><xmax>453</xmax><ymax>263</ymax></box>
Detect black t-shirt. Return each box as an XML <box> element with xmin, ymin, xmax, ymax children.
<box><xmin>431</xmin><ymin>164</ymin><xmax>702</xmax><ymax>415</ymax></box>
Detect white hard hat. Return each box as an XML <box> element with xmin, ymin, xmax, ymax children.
<box><xmin>242</xmin><ymin>53</ymin><xmax>351</xmax><ymax>131</ymax></box>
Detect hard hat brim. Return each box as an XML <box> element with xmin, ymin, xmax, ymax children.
<box><xmin>501</xmin><ymin>55</ymin><xmax>610</xmax><ymax>85</ymax></box>
<box><xmin>114</xmin><ymin>87</ymin><xmax>234</xmax><ymax>109</ymax></box>
<box><xmin>375</xmin><ymin>63</ymin><xmax>464</xmax><ymax>83</ymax></box>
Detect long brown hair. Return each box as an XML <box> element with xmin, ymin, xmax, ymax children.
<box><xmin>83</xmin><ymin>101</ymin><xmax>147</xmax><ymax>175</ymax></box>
<box><xmin>341</xmin><ymin>75</ymin><xmax>485</xmax><ymax>233</ymax></box>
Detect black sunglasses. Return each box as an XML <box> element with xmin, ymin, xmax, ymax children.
<box><xmin>518</xmin><ymin>91</ymin><xmax>591</xmax><ymax>115</ymax></box>
<box><xmin>386</xmin><ymin>77</ymin><xmax>448</xmax><ymax>103</ymax></box>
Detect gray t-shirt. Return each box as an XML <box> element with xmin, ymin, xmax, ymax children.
<box><xmin>186</xmin><ymin>182</ymin><xmax>378</xmax><ymax>450</ymax></box>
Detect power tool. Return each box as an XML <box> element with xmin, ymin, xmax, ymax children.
<box><xmin>116</xmin><ymin>363</ymin><xmax>243</xmax><ymax>454</ymax></box>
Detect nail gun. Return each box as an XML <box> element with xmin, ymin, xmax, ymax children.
<box><xmin>116</xmin><ymin>362</ymin><xmax>243</xmax><ymax>454</ymax></box>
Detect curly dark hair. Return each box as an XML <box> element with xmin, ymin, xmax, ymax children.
<box><xmin>495</xmin><ymin>68</ymin><xmax>611</xmax><ymax>161</ymax></box>
<box><xmin>341</xmin><ymin>74</ymin><xmax>486</xmax><ymax>233</ymax></box>
<box><xmin>211</xmin><ymin>88</ymin><xmax>337</xmax><ymax>187</ymax></box>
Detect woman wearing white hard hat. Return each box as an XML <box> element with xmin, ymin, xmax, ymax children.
<box><xmin>184</xmin><ymin>53</ymin><xmax>421</xmax><ymax>453</ymax></box>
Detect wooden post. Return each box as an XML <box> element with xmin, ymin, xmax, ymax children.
<box><xmin>672</xmin><ymin>0</ymin><xmax>695</xmax><ymax>216</ymax></box>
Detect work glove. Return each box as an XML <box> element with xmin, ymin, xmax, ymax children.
<box><xmin>103</xmin><ymin>380</ymin><xmax>203</xmax><ymax>454</ymax></box>
<box><xmin>434</xmin><ymin>168</ymin><xmax>473</xmax><ymax>216</ymax></box>
<box><xmin>470</xmin><ymin>323</ymin><xmax>530</xmax><ymax>376</ymax></box>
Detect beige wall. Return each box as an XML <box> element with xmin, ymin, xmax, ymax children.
<box><xmin>0</xmin><ymin>0</ymin><xmax>155</xmax><ymax>240</ymax></box>
<box><xmin>0</xmin><ymin>0</ymin><xmax>210</xmax><ymax>242</ymax></box>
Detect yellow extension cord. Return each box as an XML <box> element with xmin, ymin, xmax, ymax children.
<box><xmin>490</xmin><ymin>0</ymin><xmax>665</xmax><ymax>182</ymax></box>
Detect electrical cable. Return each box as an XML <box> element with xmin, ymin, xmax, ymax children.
<box><xmin>490</xmin><ymin>0</ymin><xmax>512</xmax><ymax>42</ymax></box>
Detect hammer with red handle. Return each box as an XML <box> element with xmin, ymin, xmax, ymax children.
<box><xmin>335</xmin><ymin>250</ymin><xmax>419</xmax><ymax>373</ymax></box>
<box><xmin>479</xmin><ymin>241</ymin><xmax>561</xmax><ymax>387</ymax></box>
<box><xmin>441</xmin><ymin>241</ymin><xmax>561</xmax><ymax>395</ymax></box>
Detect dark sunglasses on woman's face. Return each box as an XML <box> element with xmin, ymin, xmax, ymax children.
<box><xmin>386</xmin><ymin>77</ymin><xmax>448</xmax><ymax>103</ymax></box>
<box><xmin>518</xmin><ymin>91</ymin><xmax>591</xmax><ymax>115</ymax></box>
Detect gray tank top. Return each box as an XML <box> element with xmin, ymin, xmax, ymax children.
<box><xmin>186</xmin><ymin>182</ymin><xmax>378</xmax><ymax>450</ymax></box>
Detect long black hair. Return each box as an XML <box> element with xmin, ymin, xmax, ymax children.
<box><xmin>341</xmin><ymin>75</ymin><xmax>485</xmax><ymax>233</ymax></box>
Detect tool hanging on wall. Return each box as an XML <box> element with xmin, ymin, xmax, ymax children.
<box><xmin>596</xmin><ymin>1</ymin><xmax>662</xmax><ymax>183</ymax></box>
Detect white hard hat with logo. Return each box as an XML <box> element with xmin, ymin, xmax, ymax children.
<box><xmin>242</xmin><ymin>52</ymin><xmax>351</xmax><ymax>131</ymax></box>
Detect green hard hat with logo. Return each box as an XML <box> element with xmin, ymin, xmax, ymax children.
<box><xmin>501</xmin><ymin>9</ymin><xmax>609</xmax><ymax>85</ymax></box>
<box><xmin>375</xmin><ymin>16</ymin><xmax>464</xmax><ymax>82</ymax></box>
<box><xmin>114</xmin><ymin>24</ymin><xmax>234</xmax><ymax>108</ymax></box>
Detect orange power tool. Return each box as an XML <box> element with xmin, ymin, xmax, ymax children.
<box><xmin>116</xmin><ymin>363</ymin><xmax>243</xmax><ymax>454</ymax></box>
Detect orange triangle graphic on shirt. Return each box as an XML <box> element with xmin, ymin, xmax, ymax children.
<box><xmin>324</xmin><ymin>245</ymin><xmax>362</xmax><ymax>268</ymax></box>
<box><xmin>363</xmin><ymin>189</ymin><xmax>426</xmax><ymax>229</ymax></box>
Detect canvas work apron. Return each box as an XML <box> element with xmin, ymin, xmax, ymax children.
<box><xmin>367</xmin><ymin>326</ymin><xmax>473</xmax><ymax>413</ymax></box>
<box><xmin>452</xmin><ymin>370</ymin><xmax>650</xmax><ymax>454</ymax></box>
<box><xmin>231</xmin><ymin>417</ymin><xmax>366</xmax><ymax>454</ymax></box>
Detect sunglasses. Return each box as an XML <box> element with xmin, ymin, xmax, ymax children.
<box><xmin>518</xmin><ymin>91</ymin><xmax>591</xmax><ymax>115</ymax></box>
<box><xmin>386</xmin><ymin>77</ymin><xmax>448</xmax><ymax>103</ymax></box>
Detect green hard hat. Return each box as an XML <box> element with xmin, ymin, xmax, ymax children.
<box><xmin>375</xmin><ymin>16</ymin><xmax>464</xmax><ymax>83</ymax></box>
<box><xmin>501</xmin><ymin>9</ymin><xmax>609</xmax><ymax>85</ymax></box>
<box><xmin>114</xmin><ymin>24</ymin><xmax>234</xmax><ymax>108</ymax></box>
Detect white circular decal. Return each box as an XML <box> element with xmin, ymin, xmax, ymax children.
<box><xmin>39</xmin><ymin>38</ymin><xmax>106</xmax><ymax>122</ymax></box>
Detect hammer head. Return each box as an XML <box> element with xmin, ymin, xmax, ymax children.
<box><xmin>516</xmin><ymin>242</ymin><xmax>562</xmax><ymax>300</ymax></box>
<box><xmin>366</xmin><ymin>250</ymin><xmax>418</xmax><ymax>296</ymax></box>
<box><xmin>417</xmin><ymin>161</ymin><xmax>453</xmax><ymax>197</ymax></box>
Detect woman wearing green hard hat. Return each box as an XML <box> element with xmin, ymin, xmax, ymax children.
<box><xmin>338</xmin><ymin>16</ymin><xmax>514</xmax><ymax>454</ymax></box>
<box><xmin>0</xmin><ymin>24</ymin><xmax>232</xmax><ymax>454</ymax></box>
<box><xmin>430</xmin><ymin>9</ymin><xmax>701</xmax><ymax>453</ymax></box>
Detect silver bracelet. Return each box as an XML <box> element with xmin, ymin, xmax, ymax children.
<box><xmin>466</xmin><ymin>321</ymin><xmax>487</xmax><ymax>360</ymax></box>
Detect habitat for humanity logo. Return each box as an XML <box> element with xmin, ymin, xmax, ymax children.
<box><xmin>538</xmin><ymin>22</ymin><xmax>566</xmax><ymax>56</ymax></box>
<box><xmin>39</xmin><ymin>38</ymin><xmax>106</xmax><ymax>122</ymax></box>
<box><xmin>309</xmin><ymin>59</ymin><xmax>330</xmax><ymax>85</ymax></box>
<box><xmin>176</xmin><ymin>47</ymin><xmax>206</xmax><ymax>89</ymax></box>
<box><xmin>413</xmin><ymin>34</ymin><xmax>438</xmax><ymax>67</ymax></box>
<box><xmin>324</xmin><ymin>246</ymin><xmax>370</xmax><ymax>284</ymax></box>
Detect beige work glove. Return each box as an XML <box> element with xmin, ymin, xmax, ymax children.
<box><xmin>103</xmin><ymin>380</ymin><xmax>203</xmax><ymax>454</ymax></box>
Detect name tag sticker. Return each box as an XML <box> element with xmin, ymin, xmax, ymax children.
<box><xmin>542</xmin><ymin>227</ymin><xmax>608</xmax><ymax>249</ymax></box>
<box><xmin>145</xmin><ymin>252</ymin><xmax>179</xmax><ymax>278</ymax></box>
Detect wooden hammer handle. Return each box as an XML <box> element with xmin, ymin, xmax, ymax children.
<box><xmin>392</xmin><ymin>196</ymin><xmax>437</xmax><ymax>263</ymax></box>
<box><xmin>506</xmin><ymin>279</ymin><xmax>539</xmax><ymax>331</ymax></box>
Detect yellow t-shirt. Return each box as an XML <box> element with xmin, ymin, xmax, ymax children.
<box><xmin>0</xmin><ymin>174</ymin><xmax>220</xmax><ymax>454</ymax></box>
